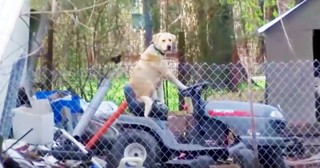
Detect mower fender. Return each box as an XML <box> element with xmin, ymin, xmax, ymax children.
<box><xmin>115</xmin><ymin>115</ymin><xmax>228</xmax><ymax>158</ymax></box>
<box><xmin>116</xmin><ymin>115</ymin><xmax>178</xmax><ymax>145</ymax></box>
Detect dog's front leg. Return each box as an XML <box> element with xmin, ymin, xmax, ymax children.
<box><xmin>152</xmin><ymin>91</ymin><xmax>158</xmax><ymax>100</ymax></box>
<box><xmin>164</xmin><ymin>72</ymin><xmax>187</xmax><ymax>90</ymax></box>
<box><xmin>157</xmin><ymin>81</ymin><xmax>165</xmax><ymax>103</ymax></box>
<box><xmin>140</xmin><ymin>96</ymin><xmax>153</xmax><ymax>117</ymax></box>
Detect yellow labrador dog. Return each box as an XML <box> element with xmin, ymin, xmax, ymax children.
<box><xmin>129</xmin><ymin>32</ymin><xmax>188</xmax><ymax>117</ymax></box>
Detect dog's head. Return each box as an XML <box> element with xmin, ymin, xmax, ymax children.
<box><xmin>152</xmin><ymin>32</ymin><xmax>176</xmax><ymax>53</ymax></box>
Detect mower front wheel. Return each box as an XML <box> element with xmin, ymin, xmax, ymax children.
<box><xmin>107</xmin><ymin>129</ymin><xmax>161</xmax><ymax>168</ymax></box>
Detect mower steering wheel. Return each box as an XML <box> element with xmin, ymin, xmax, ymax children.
<box><xmin>180</xmin><ymin>82</ymin><xmax>209</xmax><ymax>97</ymax></box>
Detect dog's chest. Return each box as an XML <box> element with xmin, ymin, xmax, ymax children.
<box><xmin>137</xmin><ymin>59</ymin><xmax>165</xmax><ymax>72</ymax></box>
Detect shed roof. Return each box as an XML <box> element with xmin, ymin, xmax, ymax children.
<box><xmin>258</xmin><ymin>0</ymin><xmax>309</xmax><ymax>33</ymax></box>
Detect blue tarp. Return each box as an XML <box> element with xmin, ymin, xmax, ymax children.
<box><xmin>34</xmin><ymin>90</ymin><xmax>82</xmax><ymax>124</ymax></box>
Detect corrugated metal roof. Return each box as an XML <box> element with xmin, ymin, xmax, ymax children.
<box><xmin>257</xmin><ymin>0</ymin><xmax>308</xmax><ymax>33</ymax></box>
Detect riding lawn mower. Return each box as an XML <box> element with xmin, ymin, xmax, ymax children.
<box><xmin>80</xmin><ymin>82</ymin><xmax>304</xmax><ymax>168</ymax></box>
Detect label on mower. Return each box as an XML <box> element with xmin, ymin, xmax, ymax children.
<box><xmin>208</xmin><ymin>109</ymin><xmax>252</xmax><ymax>117</ymax></box>
<box><xmin>247</xmin><ymin>129</ymin><xmax>261</xmax><ymax>136</ymax></box>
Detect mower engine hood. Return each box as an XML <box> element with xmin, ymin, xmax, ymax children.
<box><xmin>204</xmin><ymin>100</ymin><xmax>287</xmax><ymax>139</ymax></box>
<box><xmin>205</xmin><ymin>101</ymin><xmax>280</xmax><ymax>117</ymax></box>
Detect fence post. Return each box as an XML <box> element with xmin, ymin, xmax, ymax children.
<box><xmin>247</xmin><ymin>58</ymin><xmax>260</xmax><ymax>168</ymax></box>
<box><xmin>178</xmin><ymin>31</ymin><xmax>187</xmax><ymax>111</ymax></box>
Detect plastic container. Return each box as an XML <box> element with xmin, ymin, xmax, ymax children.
<box><xmin>12</xmin><ymin>99</ymin><xmax>54</xmax><ymax>145</ymax></box>
<box><xmin>34</xmin><ymin>90</ymin><xmax>82</xmax><ymax>124</ymax></box>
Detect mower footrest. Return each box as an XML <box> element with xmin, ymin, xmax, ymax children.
<box><xmin>168</xmin><ymin>143</ymin><xmax>228</xmax><ymax>158</ymax></box>
<box><xmin>162</xmin><ymin>155</ymin><xmax>215</xmax><ymax>168</ymax></box>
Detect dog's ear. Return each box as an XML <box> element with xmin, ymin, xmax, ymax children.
<box><xmin>152</xmin><ymin>33</ymin><xmax>161</xmax><ymax>44</ymax></box>
<box><xmin>170</xmin><ymin>33</ymin><xmax>177</xmax><ymax>43</ymax></box>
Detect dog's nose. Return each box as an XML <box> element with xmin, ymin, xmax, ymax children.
<box><xmin>167</xmin><ymin>45</ymin><xmax>171</xmax><ymax>51</ymax></box>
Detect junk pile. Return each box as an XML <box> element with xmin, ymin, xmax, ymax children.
<box><xmin>0</xmin><ymin>97</ymin><xmax>108</xmax><ymax>168</ymax></box>
<box><xmin>0</xmin><ymin>80</ymin><xmax>120</xmax><ymax>168</ymax></box>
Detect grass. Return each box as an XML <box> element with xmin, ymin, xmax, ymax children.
<box><xmin>57</xmin><ymin>75</ymin><xmax>266</xmax><ymax>112</ymax></box>
<box><xmin>105</xmin><ymin>77</ymin><xmax>181</xmax><ymax>111</ymax></box>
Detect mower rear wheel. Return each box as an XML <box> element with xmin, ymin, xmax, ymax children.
<box><xmin>107</xmin><ymin>129</ymin><xmax>161</xmax><ymax>168</ymax></box>
<box><xmin>258</xmin><ymin>146</ymin><xmax>289</xmax><ymax>168</ymax></box>
<box><xmin>229</xmin><ymin>142</ymin><xmax>256</xmax><ymax>168</ymax></box>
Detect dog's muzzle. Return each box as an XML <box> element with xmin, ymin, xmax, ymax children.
<box><xmin>167</xmin><ymin>45</ymin><xmax>171</xmax><ymax>51</ymax></box>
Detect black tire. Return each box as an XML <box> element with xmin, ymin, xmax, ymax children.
<box><xmin>315</xmin><ymin>91</ymin><xmax>320</xmax><ymax>122</ymax></box>
<box><xmin>285</xmin><ymin>137</ymin><xmax>305</xmax><ymax>157</ymax></box>
<box><xmin>258</xmin><ymin>146</ymin><xmax>289</xmax><ymax>168</ymax></box>
<box><xmin>229</xmin><ymin>143</ymin><xmax>289</xmax><ymax>168</ymax></box>
<box><xmin>107</xmin><ymin>129</ymin><xmax>161</xmax><ymax>168</ymax></box>
<box><xmin>229</xmin><ymin>142</ymin><xmax>256</xmax><ymax>168</ymax></box>
<box><xmin>316</xmin><ymin>110</ymin><xmax>320</xmax><ymax>122</ymax></box>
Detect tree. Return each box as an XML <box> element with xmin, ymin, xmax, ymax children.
<box><xmin>185</xmin><ymin>1</ymin><xmax>236</xmax><ymax>65</ymax></box>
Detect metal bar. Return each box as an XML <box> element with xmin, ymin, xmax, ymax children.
<box><xmin>0</xmin><ymin>56</ymin><xmax>26</xmax><ymax>138</ymax></box>
<box><xmin>72</xmin><ymin>78</ymin><xmax>111</xmax><ymax>137</ymax></box>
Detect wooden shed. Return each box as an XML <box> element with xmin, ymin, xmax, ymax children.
<box><xmin>258</xmin><ymin>0</ymin><xmax>320</xmax><ymax>124</ymax></box>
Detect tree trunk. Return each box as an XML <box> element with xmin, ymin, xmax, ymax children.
<box><xmin>257</xmin><ymin>0</ymin><xmax>279</xmax><ymax>63</ymax></box>
<box><xmin>195</xmin><ymin>2</ymin><xmax>235</xmax><ymax>65</ymax></box>
<box><xmin>196</xmin><ymin>4</ymin><xmax>209</xmax><ymax>63</ymax></box>
<box><xmin>208</xmin><ymin>4</ymin><xmax>234</xmax><ymax>64</ymax></box>
<box><xmin>44</xmin><ymin>19</ymin><xmax>54</xmax><ymax>90</ymax></box>
<box><xmin>150</xmin><ymin>0</ymin><xmax>160</xmax><ymax>33</ymax></box>
<box><xmin>192</xmin><ymin>1</ymin><xmax>237</xmax><ymax>91</ymax></box>
<box><xmin>143</xmin><ymin>0</ymin><xmax>153</xmax><ymax>47</ymax></box>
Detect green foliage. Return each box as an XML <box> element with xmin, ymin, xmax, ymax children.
<box><xmin>55</xmin><ymin>73</ymin><xmax>264</xmax><ymax>112</ymax></box>
<box><xmin>31</xmin><ymin>0</ymin><xmax>293</xmax><ymax>112</ymax></box>
<box><xmin>221</xmin><ymin>0</ymin><xmax>263</xmax><ymax>37</ymax></box>
<box><xmin>105</xmin><ymin>77</ymin><xmax>128</xmax><ymax>105</ymax></box>
<box><xmin>106</xmin><ymin>77</ymin><xmax>181</xmax><ymax>111</ymax></box>
<box><xmin>30</xmin><ymin>0</ymin><xmax>49</xmax><ymax>9</ymax></box>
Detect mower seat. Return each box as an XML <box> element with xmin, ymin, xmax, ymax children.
<box><xmin>123</xmin><ymin>85</ymin><xmax>169</xmax><ymax>120</ymax></box>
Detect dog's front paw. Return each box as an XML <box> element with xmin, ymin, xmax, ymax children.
<box><xmin>181</xmin><ymin>85</ymin><xmax>188</xmax><ymax>90</ymax></box>
<box><xmin>180</xmin><ymin>86</ymin><xmax>188</xmax><ymax>91</ymax></box>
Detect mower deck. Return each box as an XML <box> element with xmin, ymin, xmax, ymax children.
<box><xmin>159</xmin><ymin>155</ymin><xmax>240</xmax><ymax>168</ymax></box>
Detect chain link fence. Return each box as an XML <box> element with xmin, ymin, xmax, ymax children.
<box><xmin>2</xmin><ymin>0</ymin><xmax>317</xmax><ymax>167</ymax></box>
<box><xmin>3</xmin><ymin>59</ymin><xmax>320</xmax><ymax>167</ymax></box>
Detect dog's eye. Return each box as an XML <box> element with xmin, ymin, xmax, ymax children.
<box><xmin>162</xmin><ymin>39</ymin><xmax>166</xmax><ymax>42</ymax></box>
<box><xmin>168</xmin><ymin>39</ymin><xmax>172</xmax><ymax>42</ymax></box>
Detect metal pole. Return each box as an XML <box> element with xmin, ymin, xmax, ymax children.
<box><xmin>248</xmin><ymin>58</ymin><xmax>259</xmax><ymax>167</ymax></box>
<box><xmin>0</xmin><ymin>56</ymin><xmax>26</xmax><ymax>138</ymax></box>
<box><xmin>55</xmin><ymin>128</ymin><xmax>103</xmax><ymax>168</ymax></box>
<box><xmin>72</xmin><ymin>78</ymin><xmax>111</xmax><ymax>137</ymax></box>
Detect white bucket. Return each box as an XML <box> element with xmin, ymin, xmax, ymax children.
<box><xmin>12</xmin><ymin>99</ymin><xmax>54</xmax><ymax>145</ymax></box>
